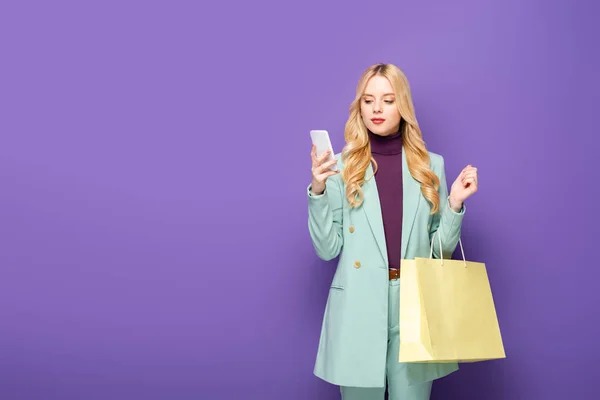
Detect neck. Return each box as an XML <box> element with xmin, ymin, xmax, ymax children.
<box><xmin>368</xmin><ymin>128</ymin><xmax>403</xmax><ymax>155</ymax></box>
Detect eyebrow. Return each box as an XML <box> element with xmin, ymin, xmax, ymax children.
<box><xmin>363</xmin><ymin>93</ymin><xmax>395</xmax><ymax>97</ymax></box>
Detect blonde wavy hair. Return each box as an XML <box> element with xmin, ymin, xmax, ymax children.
<box><xmin>341</xmin><ymin>63</ymin><xmax>441</xmax><ymax>214</ymax></box>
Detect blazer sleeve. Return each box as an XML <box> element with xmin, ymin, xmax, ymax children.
<box><xmin>429</xmin><ymin>155</ymin><xmax>466</xmax><ymax>260</ymax></box>
<box><xmin>307</xmin><ymin>173</ymin><xmax>344</xmax><ymax>261</ymax></box>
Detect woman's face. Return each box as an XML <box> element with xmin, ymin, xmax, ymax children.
<box><xmin>360</xmin><ymin>75</ymin><xmax>402</xmax><ymax>136</ymax></box>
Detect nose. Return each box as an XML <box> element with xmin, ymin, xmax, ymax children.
<box><xmin>374</xmin><ymin>101</ymin><xmax>382</xmax><ymax>113</ymax></box>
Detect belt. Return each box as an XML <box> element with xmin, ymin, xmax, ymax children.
<box><xmin>389</xmin><ymin>268</ymin><xmax>400</xmax><ymax>280</ymax></box>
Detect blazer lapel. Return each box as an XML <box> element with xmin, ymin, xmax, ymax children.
<box><xmin>361</xmin><ymin>163</ymin><xmax>388</xmax><ymax>266</ymax></box>
<box><xmin>401</xmin><ymin>149</ymin><xmax>421</xmax><ymax>259</ymax></box>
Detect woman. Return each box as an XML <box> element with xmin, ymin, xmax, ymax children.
<box><xmin>307</xmin><ymin>63</ymin><xmax>478</xmax><ymax>400</ymax></box>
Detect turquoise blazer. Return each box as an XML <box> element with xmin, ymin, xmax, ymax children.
<box><xmin>307</xmin><ymin>148</ymin><xmax>465</xmax><ymax>388</ymax></box>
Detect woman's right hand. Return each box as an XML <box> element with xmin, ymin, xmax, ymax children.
<box><xmin>311</xmin><ymin>144</ymin><xmax>339</xmax><ymax>195</ymax></box>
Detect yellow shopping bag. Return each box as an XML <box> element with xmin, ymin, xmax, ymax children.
<box><xmin>399</xmin><ymin>231</ymin><xmax>506</xmax><ymax>363</ymax></box>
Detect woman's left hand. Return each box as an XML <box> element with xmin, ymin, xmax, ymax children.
<box><xmin>449</xmin><ymin>165</ymin><xmax>478</xmax><ymax>211</ymax></box>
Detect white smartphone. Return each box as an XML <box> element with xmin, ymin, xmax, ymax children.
<box><xmin>310</xmin><ymin>129</ymin><xmax>338</xmax><ymax>172</ymax></box>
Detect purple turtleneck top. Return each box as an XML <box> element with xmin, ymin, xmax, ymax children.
<box><xmin>368</xmin><ymin>129</ymin><xmax>403</xmax><ymax>270</ymax></box>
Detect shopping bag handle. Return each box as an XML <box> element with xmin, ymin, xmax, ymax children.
<box><xmin>429</xmin><ymin>228</ymin><xmax>467</xmax><ymax>267</ymax></box>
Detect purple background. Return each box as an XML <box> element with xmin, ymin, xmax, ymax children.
<box><xmin>1</xmin><ymin>1</ymin><xmax>598</xmax><ymax>399</ymax></box>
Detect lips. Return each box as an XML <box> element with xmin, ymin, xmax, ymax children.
<box><xmin>371</xmin><ymin>118</ymin><xmax>385</xmax><ymax>124</ymax></box>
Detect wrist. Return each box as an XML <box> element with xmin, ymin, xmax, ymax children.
<box><xmin>310</xmin><ymin>182</ymin><xmax>325</xmax><ymax>196</ymax></box>
<box><xmin>448</xmin><ymin>195</ymin><xmax>463</xmax><ymax>213</ymax></box>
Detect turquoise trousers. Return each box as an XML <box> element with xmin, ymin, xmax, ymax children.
<box><xmin>340</xmin><ymin>278</ymin><xmax>433</xmax><ymax>400</ymax></box>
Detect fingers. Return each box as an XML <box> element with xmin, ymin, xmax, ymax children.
<box><xmin>317</xmin><ymin>169</ymin><xmax>340</xmax><ymax>182</ymax></box>
<box><xmin>312</xmin><ymin>158</ymin><xmax>339</xmax><ymax>182</ymax></box>
<box><xmin>311</xmin><ymin>144</ymin><xmax>339</xmax><ymax>185</ymax></box>
<box><xmin>315</xmin><ymin>158</ymin><xmax>338</xmax><ymax>175</ymax></box>
<box><xmin>462</xmin><ymin>177</ymin><xmax>478</xmax><ymax>191</ymax></box>
<box><xmin>457</xmin><ymin>164</ymin><xmax>478</xmax><ymax>191</ymax></box>
<box><xmin>460</xmin><ymin>165</ymin><xmax>477</xmax><ymax>182</ymax></box>
<box><xmin>462</xmin><ymin>172</ymin><xmax>477</xmax><ymax>181</ymax></box>
<box><xmin>311</xmin><ymin>145</ymin><xmax>334</xmax><ymax>168</ymax></box>
<box><xmin>460</xmin><ymin>165</ymin><xmax>477</xmax><ymax>175</ymax></box>
<box><xmin>317</xmin><ymin>150</ymin><xmax>331</xmax><ymax>164</ymax></box>
<box><xmin>463</xmin><ymin>177</ymin><xmax>476</xmax><ymax>184</ymax></box>
<box><xmin>453</xmin><ymin>165</ymin><xmax>478</xmax><ymax>199</ymax></box>
<box><xmin>322</xmin><ymin>157</ymin><xmax>338</xmax><ymax>169</ymax></box>
<box><xmin>312</xmin><ymin>150</ymin><xmax>336</xmax><ymax>170</ymax></box>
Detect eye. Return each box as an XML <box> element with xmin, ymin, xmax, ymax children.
<box><xmin>363</xmin><ymin>99</ymin><xmax>373</xmax><ymax>104</ymax></box>
<box><xmin>384</xmin><ymin>100</ymin><xmax>394</xmax><ymax>104</ymax></box>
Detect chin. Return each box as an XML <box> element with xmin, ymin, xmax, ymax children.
<box><xmin>368</xmin><ymin>124</ymin><xmax>395</xmax><ymax>136</ymax></box>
